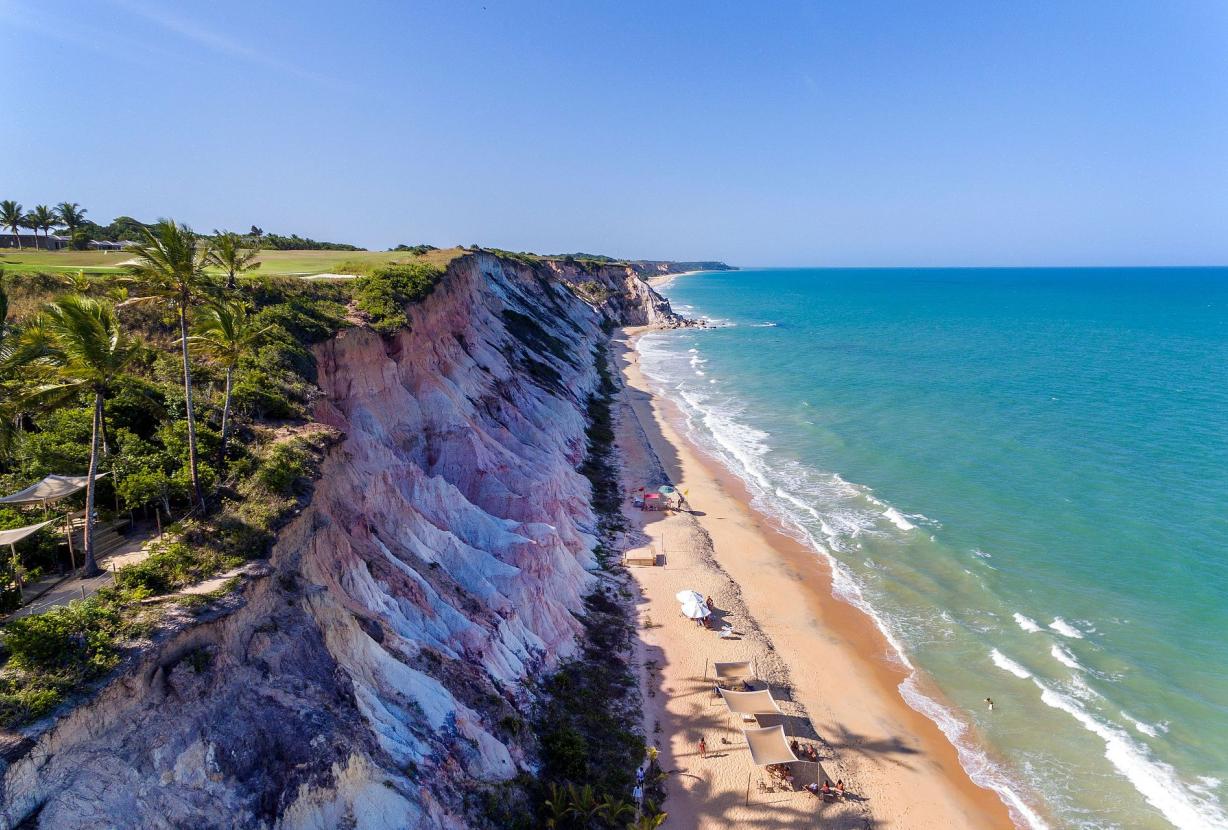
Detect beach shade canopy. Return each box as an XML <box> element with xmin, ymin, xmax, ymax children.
<box><xmin>680</xmin><ymin>600</ymin><xmax>711</xmax><ymax>619</ymax></box>
<box><xmin>742</xmin><ymin>725</ymin><xmax>800</xmax><ymax>766</ymax></box>
<box><xmin>718</xmin><ymin>687</ymin><xmax>782</xmax><ymax>715</ymax></box>
<box><xmin>658</xmin><ymin>485</ymin><xmax>677</xmax><ymax>496</ymax></box>
<box><xmin>0</xmin><ymin>474</ymin><xmax>105</xmax><ymax>506</ymax></box>
<box><xmin>714</xmin><ymin>660</ymin><xmax>755</xmax><ymax>682</ymax></box>
<box><xmin>676</xmin><ymin>589</ymin><xmax>705</xmax><ymax>605</ymax></box>
<box><xmin>0</xmin><ymin>519</ymin><xmax>57</xmax><ymax>547</ymax></box>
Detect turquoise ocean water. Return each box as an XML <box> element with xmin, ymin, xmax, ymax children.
<box><xmin>640</xmin><ymin>268</ymin><xmax>1228</xmax><ymax>830</ymax></box>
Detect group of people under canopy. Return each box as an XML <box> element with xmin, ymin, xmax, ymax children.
<box><xmin>709</xmin><ymin>659</ymin><xmax>850</xmax><ymax>805</ymax></box>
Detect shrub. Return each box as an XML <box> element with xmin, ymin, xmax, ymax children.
<box><xmin>353</xmin><ymin>262</ymin><xmax>443</xmax><ymax>335</ymax></box>
<box><xmin>255</xmin><ymin>442</ymin><xmax>311</xmax><ymax>496</ymax></box>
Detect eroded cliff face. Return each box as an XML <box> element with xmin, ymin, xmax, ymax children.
<box><xmin>0</xmin><ymin>255</ymin><xmax>678</xmax><ymax>829</ymax></box>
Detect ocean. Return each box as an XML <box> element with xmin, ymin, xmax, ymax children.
<box><xmin>639</xmin><ymin>267</ymin><xmax>1228</xmax><ymax>830</ymax></box>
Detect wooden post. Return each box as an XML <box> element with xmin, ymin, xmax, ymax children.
<box><xmin>10</xmin><ymin>543</ymin><xmax>21</xmax><ymax>593</ymax></box>
<box><xmin>65</xmin><ymin>514</ymin><xmax>77</xmax><ymax>573</ymax></box>
<box><xmin>703</xmin><ymin>657</ymin><xmax>709</xmax><ymax>681</ymax></box>
<box><xmin>746</xmin><ymin>770</ymin><xmax>752</xmax><ymax>806</ymax></box>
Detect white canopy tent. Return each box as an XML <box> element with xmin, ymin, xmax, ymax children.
<box><xmin>0</xmin><ymin>519</ymin><xmax>57</xmax><ymax>547</ymax></box>
<box><xmin>741</xmin><ymin>724</ymin><xmax>820</xmax><ymax>805</ymax></box>
<box><xmin>742</xmin><ymin>724</ymin><xmax>800</xmax><ymax>766</ymax></box>
<box><xmin>718</xmin><ymin>687</ymin><xmax>782</xmax><ymax>717</ymax></box>
<box><xmin>0</xmin><ymin>474</ymin><xmax>105</xmax><ymax>506</ymax></box>
<box><xmin>0</xmin><ymin>518</ymin><xmax>57</xmax><ymax>592</ymax></box>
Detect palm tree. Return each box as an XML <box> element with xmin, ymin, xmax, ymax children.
<box><xmin>205</xmin><ymin>230</ymin><xmax>261</xmax><ymax>290</ymax></box>
<box><xmin>123</xmin><ymin>219</ymin><xmax>218</xmax><ymax>510</ymax></box>
<box><xmin>28</xmin><ymin>205</ymin><xmax>56</xmax><ymax>247</ymax></box>
<box><xmin>0</xmin><ymin>280</ymin><xmax>20</xmax><ymax>460</ymax></box>
<box><xmin>626</xmin><ymin>811</ymin><xmax>667</xmax><ymax>830</ymax></box>
<box><xmin>55</xmin><ymin>202</ymin><xmax>86</xmax><ymax>236</ymax></box>
<box><xmin>25</xmin><ymin>296</ymin><xmax>137</xmax><ymax>576</ymax></box>
<box><xmin>0</xmin><ymin>201</ymin><xmax>24</xmax><ymax>249</ymax></box>
<box><xmin>189</xmin><ymin>301</ymin><xmax>269</xmax><ymax>472</ymax></box>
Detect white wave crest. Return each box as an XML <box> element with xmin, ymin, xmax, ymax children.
<box><xmin>1036</xmin><ymin>681</ymin><xmax>1228</xmax><ymax>829</ymax></box>
<box><xmin>883</xmin><ymin>507</ymin><xmax>916</xmax><ymax>531</ymax></box>
<box><xmin>1049</xmin><ymin>617</ymin><xmax>1084</xmax><ymax>638</ymax></box>
<box><xmin>1050</xmin><ymin>644</ymin><xmax>1082</xmax><ymax>671</ymax></box>
<box><xmin>991</xmin><ymin>648</ymin><xmax>1033</xmax><ymax>679</ymax></box>
<box><xmin>1014</xmin><ymin>613</ymin><xmax>1043</xmax><ymax>633</ymax></box>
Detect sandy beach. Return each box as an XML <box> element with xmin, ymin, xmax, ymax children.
<box><xmin>614</xmin><ymin>327</ymin><xmax>1017</xmax><ymax>829</ymax></box>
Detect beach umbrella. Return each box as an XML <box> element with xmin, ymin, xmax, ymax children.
<box><xmin>680</xmin><ymin>600</ymin><xmax>711</xmax><ymax>619</ymax></box>
<box><xmin>676</xmin><ymin>589</ymin><xmax>705</xmax><ymax>605</ymax></box>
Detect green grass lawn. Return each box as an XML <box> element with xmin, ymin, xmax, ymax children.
<box><xmin>0</xmin><ymin>250</ymin><xmax>129</xmax><ymax>274</ymax></box>
<box><xmin>0</xmin><ymin>247</ymin><xmax>467</xmax><ymax>277</ymax></box>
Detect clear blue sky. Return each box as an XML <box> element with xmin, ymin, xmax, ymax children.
<box><xmin>4</xmin><ymin>0</ymin><xmax>1227</xmax><ymax>266</ymax></box>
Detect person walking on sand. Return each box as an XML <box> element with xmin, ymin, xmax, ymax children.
<box><xmin>698</xmin><ymin>736</ymin><xmax>707</xmax><ymax>758</ymax></box>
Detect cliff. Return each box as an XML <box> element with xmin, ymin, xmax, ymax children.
<box><xmin>0</xmin><ymin>254</ymin><xmax>681</xmax><ymax>828</ymax></box>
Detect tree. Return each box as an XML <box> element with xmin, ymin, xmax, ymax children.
<box><xmin>122</xmin><ymin>219</ymin><xmax>218</xmax><ymax>511</ymax></box>
<box><xmin>27</xmin><ymin>205</ymin><xmax>57</xmax><ymax>248</ymax></box>
<box><xmin>24</xmin><ymin>297</ymin><xmax>137</xmax><ymax>577</ymax></box>
<box><xmin>0</xmin><ymin>280</ymin><xmax>21</xmax><ymax>460</ymax></box>
<box><xmin>55</xmin><ymin>202</ymin><xmax>87</xmax><ymax>237</ymax></box>
<box><xmin>205</xmin><ymin>230</ymin><xmax>261</xmax><ymax>290</ymax></box>
<box><xmin>249</xmin><ymin>225</ymin><xmax>263</xmax><ymax>239</ymax></box>
<box><xmin>0</xmin><ymin>201</ymin><xmax>24</xmax><ymax>249</ymax></box>
<box><xmin>189</xmin><ymin>301</ymin><xmax>269</xmax><ymax>473</ymax></box>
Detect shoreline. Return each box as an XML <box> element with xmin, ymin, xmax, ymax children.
<box><xmin>614</xmin><ymin>326</ymin><xmax>1019</xmax><ymax>829</ymax></box>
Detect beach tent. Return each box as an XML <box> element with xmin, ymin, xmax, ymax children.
<box><xmin>0</xmin><ymin>519</ymin><xmax>56</xmax><ymax>547</ymax></box>
<box><xmin>742</xmin><ymin>724</ymin><xmax>800</xmax><ymax>766</ymax></box>
<box><xmin>0</xmin><ymin>518</ymin><xmax>56</xmax><ymax>591</ymax></box>
<box><xmin>741</xmin><ymin>724</ymin><xmax>810</xmax><ymax>805</ymax></box>
<box><xmin>0</xmin><ymin>474</ymin><xmax>105</xmax><ymax>506</ymax></box>
<box><xmin>676</xmin><ymin>590</ymin><xmax>706</xmax><ymax>605</ymax></box>
<box><xmin>714</xmin><ymin>660</ymin><xmax>755</xmax><ymax>683</ymax></box>
<box><xmin>718</xmin><ymin>687</ymin><xmax>782</xmax><ymax>716</ymax></box>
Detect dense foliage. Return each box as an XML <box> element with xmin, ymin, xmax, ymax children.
<box><xmin>0</xmin><ymin>241</ymin><xmax>349</xmax><ymax>724</ymax></box>
<box><xmin>352</xmin><ymin>262</ymin><xmax>443</xmax><ymax>335</ymax></box>
<box><xmin>257</xmin><ymin>232</ymin><xmax>362</xmax><ymax>251</ymax></box>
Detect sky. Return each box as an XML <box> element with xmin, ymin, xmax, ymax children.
<box><xmin>3</xmin><ymin>0</ymin><xmax>1227</xmax><ymax>266</ymax></box>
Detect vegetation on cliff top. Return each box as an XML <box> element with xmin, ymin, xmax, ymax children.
<box><xmin>0</xmin><ymin>221</ymin><xmax>350</xmax><ymax>725</ymax></box>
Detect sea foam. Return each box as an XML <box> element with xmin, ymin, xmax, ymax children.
<box><xmin>1036</xmin><ymin>681</ymin><xmax>1228</xmax><ymax>829</ymax></box>
<box><xmin>1014</xmin><ymin>613</ymin><xmax>1043</xmax><ymax>633</ymax></box>
<box><xmin>991</xmin><ymin>649</ymin><xmax>1033</xmax><ymax>679</ymax></box>
<box><xmin>1049</xmin><ymin>617</ymin><xmax>1084</xmax><ymax>639</ymax></box>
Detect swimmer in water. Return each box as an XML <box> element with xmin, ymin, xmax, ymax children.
<box><xmin>985</xmin><ymin>697</ymin><xmax>995</xmax><ymax>711</ymax></box>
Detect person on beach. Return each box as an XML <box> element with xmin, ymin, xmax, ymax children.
<box><xmin>836</xmin><ymin>780</ymin><xmax>845</xmax><ymax>797</ymax></box>
<box><xmin>698</xmin><ymin>736</ymin><xmax>707</xmax><ymax>758</ymax></box>
<box><xmin>790</xmin><ymin>739</ymin><xmax>801</xmax><ymax>756</ymax></box>
<box><xmin>636</xmin><ymin>766</ymin><xmax>645</xmax><ymax>785</ymax></box>
<box><xmin>985</xmin><ymin>697</ymin><xmax>995</xmax><ymax>711</ymax></box>
<box><xmin>632</xmin><ymin>784</ymin><xmax>643</xmax><ymax>803</ymax></box>
<box><xmin>705</xmin><ymin>595</ymin><xmax>715</xmax><ymax>610</ymax></box>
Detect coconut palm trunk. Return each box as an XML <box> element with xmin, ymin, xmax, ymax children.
<box><xmin>218</xmin><ymin>364</ymin><xmax>234</xmax><ymax>470</ymax></box>
<box><xmin>81</xmin><ymin>390</ymin><xmax>104</xmax><ymax>577</ymax></box>
<box><xmin>178</xmin><ymin>297</ymin><xmax>204</xmax><ymax>510</ymax></box>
